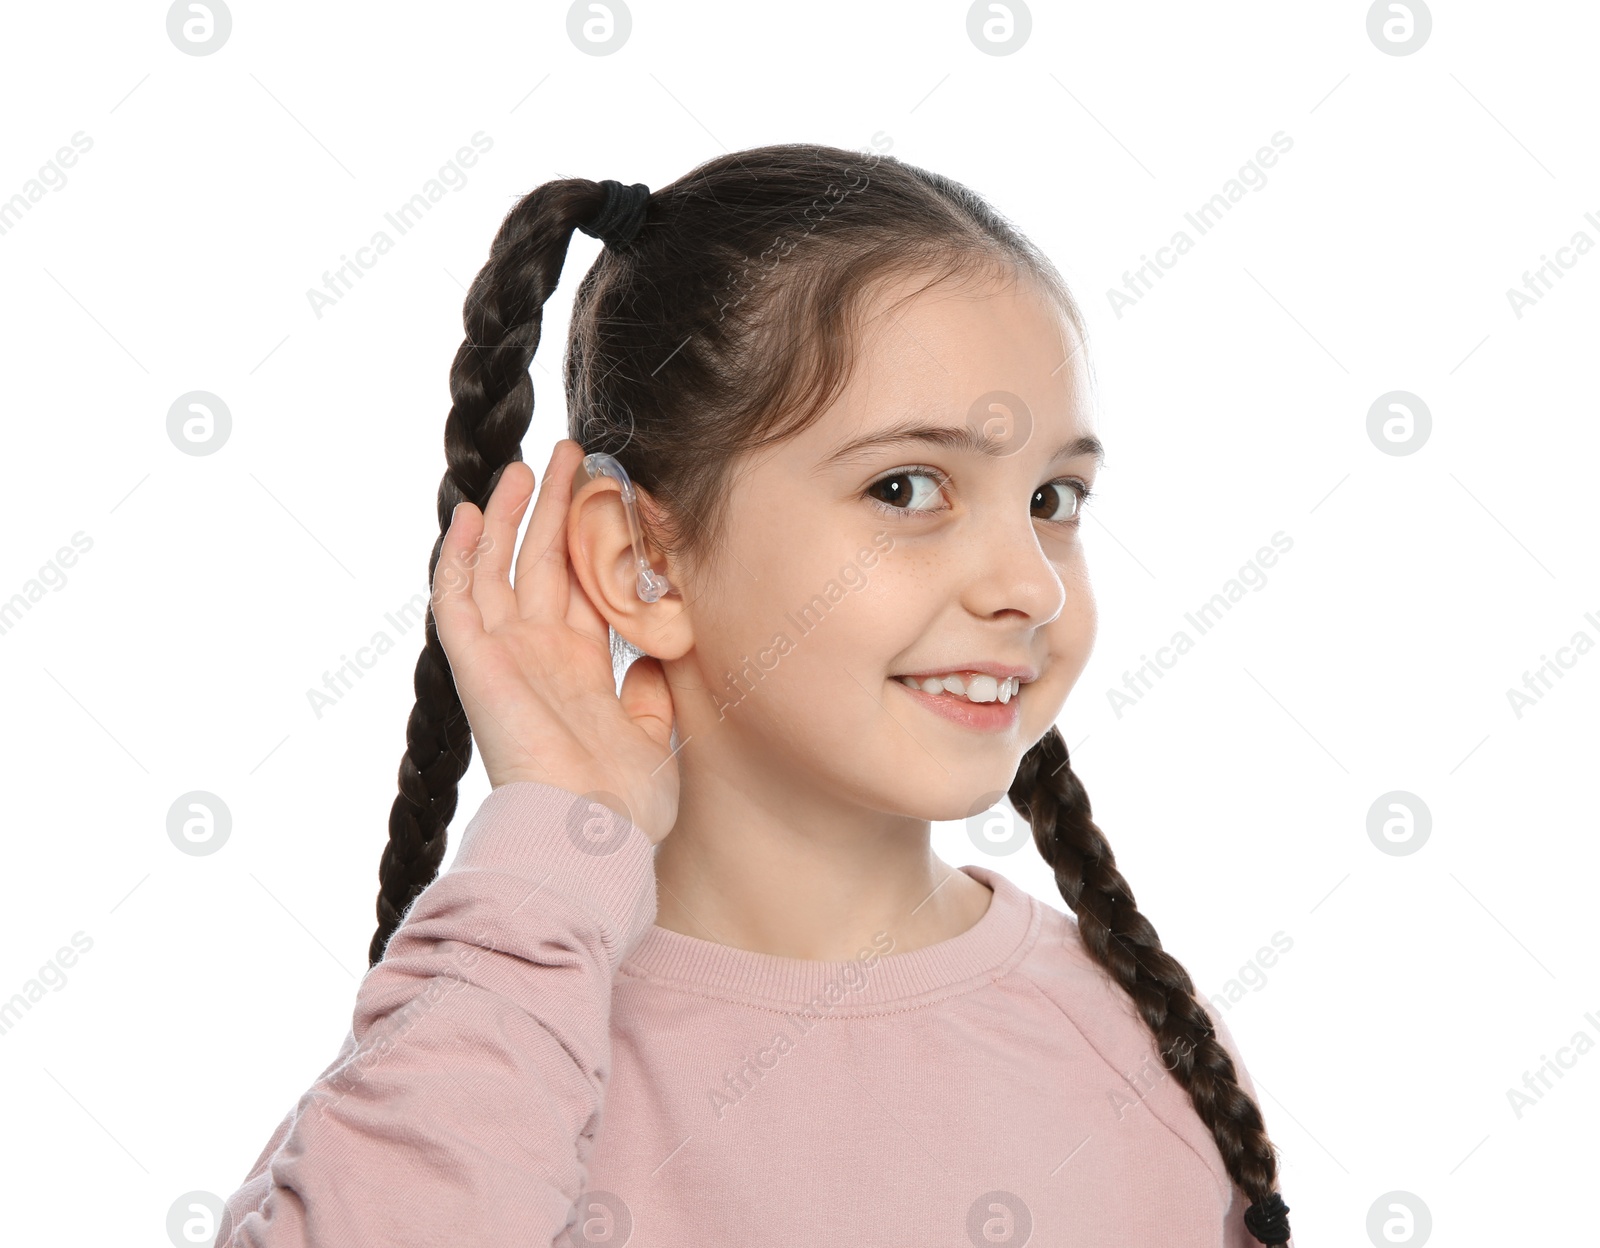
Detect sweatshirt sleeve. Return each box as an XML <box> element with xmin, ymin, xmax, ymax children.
<box><xmin>1203</xmin><ymin>1003</ymin><xmax>1294</xmax><ymax>1248</ymax></box>
<box><xmin>214</xmin><ymin>780</ymin><xmax>658</xmax><ymax>1248</ymax></box>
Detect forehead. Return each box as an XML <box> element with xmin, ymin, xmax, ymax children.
<box><xmin>801</xmin><ymin>266</ymin><xmax>1095</xmax><ymax>456</ymax></box>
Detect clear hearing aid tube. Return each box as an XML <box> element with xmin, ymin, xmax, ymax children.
<box><xmin>571</xmin><ymin>451</ymin><xmax>674</xmax><ymax>603</ymax></box>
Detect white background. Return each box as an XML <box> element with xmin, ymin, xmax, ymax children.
<box><xmin>1</xmin><ymin>1</ymin><xmax>1595</xmax><ymax>1244</ymax></box>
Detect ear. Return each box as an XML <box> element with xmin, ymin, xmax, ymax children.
<box><xmin>565</xmin><ymin>475</ymin><xmax>693</xmax><ymax>662</ymax></box>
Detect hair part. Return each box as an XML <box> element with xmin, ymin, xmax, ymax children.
<box><xmin>369</xmin><ymin>142</ymin><xmax>1287</xmax><ymax>1244</ymax></box>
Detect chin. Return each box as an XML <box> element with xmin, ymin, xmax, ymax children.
<box><xmin>911</xmin><ymin>770</ymin><xmax>1026</xmax><ymax>826</ymax></box>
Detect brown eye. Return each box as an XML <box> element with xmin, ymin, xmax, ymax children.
<box><xmin>865</xmin><ymin>468</ymin><xmax>949</xmax><ymax>516</ymax></box>
<box><xmin>1032</xmin><ymin>480</ymin><xmax>1091</xmax><ymax>526</ymax></box>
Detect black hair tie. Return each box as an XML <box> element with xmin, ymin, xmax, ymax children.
<box><xmin>1243</xmin><ymin>1191</ymin><xmax>1291</xmax><ymax>1245</ymax></box>
<box><xmin>578</xmin><ymin>179</ymin><xmax>651</xmax><ymax>249</ymax></box>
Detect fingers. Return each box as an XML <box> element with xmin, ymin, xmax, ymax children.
<box><xmin>514</xmin><ymin>440</ymin><xmax>583</xmax><ymax>619</ymax></box>
<box><xmin>472</xmin><ymin>461</ymin><xmax>535</xmax><ymax>632</ymax></box>
<box><xmin>432</xmin><ymin>500</ymin><xmax>488</xmax><ymax>662</ymax></box>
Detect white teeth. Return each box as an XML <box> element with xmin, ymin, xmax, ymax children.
<box><xmin>964</xmin><ymin>674</ymin><xmax>1000</xmax><ymax>703</ymax></box>
<box><xmin>896</xmin><ymin>673</ymin><xmax>1021</xmax><ymax>703</ymax></box>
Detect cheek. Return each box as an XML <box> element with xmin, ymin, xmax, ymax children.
<box><xmin>1065</xmin><ymin>586</ymin><xmax>1097</xmax><ymax>656</ymax></box>
<box><xmin>706</xmin><ymin>579</ymin><xmax>794</xmax><ymax>670</ymax></box>
<box><xmin>695</xmin><ymin>550</ymin><xmax>888</xmax><ymax>708</ymax></box>
<box><xmin>1042</xmin><ymin>563</ymin><xmax>1098</xmax><ymax>691</ymax></box>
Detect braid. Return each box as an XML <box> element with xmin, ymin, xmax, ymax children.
<box><xmin>1008</xmin><ymin>725</ymin><xmax>1291</xmax><ymax>1246</ymax></box>
<box><xmin>367</xmin><ymin>178</ymin><xmax>617</xmax><ymax>967</ymax></box>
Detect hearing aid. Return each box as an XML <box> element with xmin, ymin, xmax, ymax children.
<box><xmin>569</xmin><ymin>451</ymin><xmax>674</xmax><ymax>603</ymax></box>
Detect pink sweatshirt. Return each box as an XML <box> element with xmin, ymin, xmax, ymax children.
<box><xmin>217</xmin><ymin>779</ymin><xmax>1286</xmax><ymax>1247</ymax></box>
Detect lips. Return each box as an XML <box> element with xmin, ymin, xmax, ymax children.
<box><xmin>891</xmin><ymin>675</ymin><xmax>1022</xmax><ymax>731</ymax></box>
<box><xmin>892</xmin><ymin>672</ymin><xmax>1021</xmax><ymax>704</ymax></box>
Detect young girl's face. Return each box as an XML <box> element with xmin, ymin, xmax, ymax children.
<box><xmin>670</xmin><ymin>265</ymin><xmax>1101</xmax><ymax>823</ymax></box>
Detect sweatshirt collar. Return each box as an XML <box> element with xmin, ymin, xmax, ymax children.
<box><xmin>618</xmin><ymin>865</ymin><xmax>1039</xmax><ymax>1013</ymax></box>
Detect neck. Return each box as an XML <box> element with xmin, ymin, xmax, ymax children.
<box><xmin>651</xmin><ymin>768</ymin><xmax>994</xmax><ymax>961</ymax></box>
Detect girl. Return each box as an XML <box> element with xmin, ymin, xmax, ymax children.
<box><xmin>217</xmin><ymin>143</ymin><xmax>1293</xmax><ymax>1247</ymax></box>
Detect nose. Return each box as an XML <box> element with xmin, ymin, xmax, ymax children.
<box><xmin>957</xmin><ymin>501</ymin><xmax>1068</xmax><ymax>625</ymax></box>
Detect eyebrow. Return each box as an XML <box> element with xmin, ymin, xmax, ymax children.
<box><xmin>818</xmin><ymin>421</ymin><xmax>1106</xmax><ymax>471</ymax></box>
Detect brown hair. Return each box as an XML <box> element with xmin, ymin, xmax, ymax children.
<box><xmin>369</xmin><ymin>141</ymin><xmax>1290</xmax><ymax>1244</ymax></box>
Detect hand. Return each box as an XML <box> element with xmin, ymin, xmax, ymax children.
<box><xmin>431</xmin><ymin>439</ymin><xmax>680</xmax><ymax>845</ymax></box>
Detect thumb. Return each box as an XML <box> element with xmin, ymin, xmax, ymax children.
<box><xmin>618</xmin><ymin>653</ymin><xmax>676</xmax><ymax>750</ymax></box>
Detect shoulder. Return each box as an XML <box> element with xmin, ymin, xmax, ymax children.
<box><xmin>1011</xmin><ymin>891</ymin><xmax>1261</xmax><ymax>1084</ymax></box>
<box><xmin>992</xmin><ymin>884</ymin><xmax>1242</xmax><ymax>1201</ymax></box>
<box><xmin>997</xmin><ymin>883</ymin><xmax>1151</xmax><ymax>1054</ymax></box>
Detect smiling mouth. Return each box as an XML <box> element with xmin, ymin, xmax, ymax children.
<box><xmin>891</xmin><ymin>673</ymin><xmax>1023</xmax><ymax>704</ymax></box>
